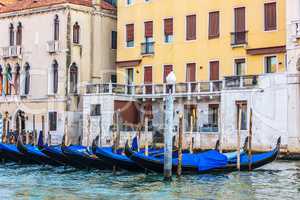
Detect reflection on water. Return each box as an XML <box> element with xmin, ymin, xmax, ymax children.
<box><xmin>0</xmin><ymin>161</ymin><xmax>299</xmax><ymax>200</ymax></box>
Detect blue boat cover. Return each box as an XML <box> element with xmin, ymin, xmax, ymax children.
<box><xmin>0</xmin><ymin>143</ymin><xmax>20</xmax><ymax>153</ymax></box>
<box><xmin>179</xmin><ymin>150</ymin><xmax>228</xmax><ymax>171</ymax></box>
<box><xmin>240</xmin><ymin>149</ymin><xmax>276</xmax><ymax>164</ymax></box>
<box><xmin>37</xmin><ymin>131</ymin><xmax>44</xmax><ymax>147</ymax></box>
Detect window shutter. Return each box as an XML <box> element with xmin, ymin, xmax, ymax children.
<box><xmin>186</xmin><ymin>63</ymin><xmax>196</xmax><ymax>82</ymax></box>
<box><xmin>209</xmin><ymin>61</ymin><xmax>219</xmax><ymax>81</ymax></box>
<box><xmin>144</xmin><ymin>21</ymin><xmax>153</xmax><ymax>37</ymax></box>
<box><xmin>265</xmin><ymin>2</ymin><xmax>277</xmax><ymax>31</ymax></box>
<box><xmin>186</xmin><ymin>15</ymin><xmax>196</xmax><ymax>40</ymax></box>
<box><xmin>126</xmin><ymin>24</ymin><xmax>134</xmax><ymax>42</ymax></box>
<box><xmin>163</xmin><ymin>65</ymin><xmax>173</xmax><ymax>83</ymax></box>
<box><xmin>111</xmin><ymin>31</ymin><xmax>117</xmax><ymax>49</ymax></box>
<box><xmin>234</xmin><ymin>7</ymin><xmax>245</xmax><ymax>32</ymax></box>
<box><xmin>164</xmin><ymin>18</ymin><xmax>173</xmax><ymax>35</ymax></box>
<box><xmin>144</xmin><ymin>66</ymin><xmax>152</xmax><ymax>84</ymax></box>
<box><xmin>208</xmin><ymin>11</ymin><xmax>220</xmax><ymax>39</ymax></box>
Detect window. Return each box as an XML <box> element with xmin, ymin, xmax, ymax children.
<box><xmin>16</xmin><ymin>22</ymin><xmax>22</xmax><ymax>46</ymax></box>
<box><xmin>208</xmin><ymin>11</ymin><xmax>220</xmax><ymax>39</ymax></box>
<box><xmin>91</xmin><ymin>104</ymin><xmax>101</xmax><ymax>116</ymax></box>
<box><xmin>5</xmin><ymin>64</ymin><xmax>12</xmax><ymax>95</ymax></box>
<box><xmin>144</xmin><ymin>66</ymin><xmax>152</xmax><ymax>94</ymax></box>
<box><xmin>49</xmin><ymin>112</ymin><xmax>57</xmax><ymax>131</ymax></box>
<box><xmin>164</xmin><ymin>18</ymin><xmax>173</xmax><ymax>43</ymax></box>
<box><xmin>126</xmin><ymin>0</ymin><xmax>133</xmax><ymax>6</ymax></box>
<box><xmin>209</xmin><ymin>61</ymin><xmax>219</xmax><ymax>80</ymax></box>
<box><xmin>111</xmin><ymin>31</ymin><xmax>117</xmax><ymax>49</ymax></box>
<box><xmin>236</xmin><ymin>101</ymin><xmax>247</xmax><ymax>130</ymax></box>
<box><xmin>234</xmin><ymin>58</ymin><xmax>246</xmax><ymax>76</ymax></box>
<box><xmin>186</xmin><ymin>15</ymin><xmax>196</xmax><ymax>40</ymax></box>
<box><xmin>73</xmin><ymin>22</ymin><xmax>80</xmax><ymax>44</ymax></box>
<box><xmin>233</xmin><ymin>7</ymin><xmax>246</xmax><ymax>45</ymax></box>
<box><xmin>126</xmin><ymin>24</ymin><xmax>134</xmax><ymax>47</ymax></box>
<box><xmin>126</xmin><ymin>68</ymin><xmax>134</xmax><ymax>94</ymax></box>
<box><xmin>54</xmin><ymin>15</ymin><xmax>59</xmax><ymax>41</ymax></box>
<box><xmin>163</xmin><ymin>65</ymin><xmax>173</xmax><ymax>83</ymax></box>
<box><xmin>186</xmin><ymin>63</ymin><xmax>196</xmax><ymax>82</ymax></box>
<box><xmin>264</xmin><ymin>2</ymin><xmax>277</xmax><ymax>31</ymax></box>
<box><xmin>208</xmin><ymin>104</ymin><xmax>219</xmax><ymax>131</ymax></box>
<box><xmin>142</xmin><ymin>21</ymin><xmax>154</xmax><ymax>54</ymax></box>
<box><xmin>9</xmin><ymin>23</ymin><xmax>14</xmax><ymax>46</ymax></box>
<box><xmin>265</xmin><ymin>56</ymin><xmax>277</xmax><ymax>73</ymax></box>
<box><xmin>24</xmin><ymin>63</ymin><xmax>30</xmax><ymax>95</ymax></box>
<box><xmin>69</xmin><ymin>63</ymin><xmax>78</xmax><ymax>94</ymax></box>
<box><xmin>53</xmin><ymin>60</ymin><xmax>58</xmax><ymax>94</ymax></box>
<box><xmin>184</xmin><ymin>105</ymin><xmax>197</xmax><ymax>132</ymax></box>
<box><xmin>14</xmin><ymin>64</ymin><xmax>20</xmax><ymax>95</ymax></box>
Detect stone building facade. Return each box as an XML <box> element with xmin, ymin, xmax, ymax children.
<box><xmin>0</xmin><ymin>0</ymin><xmax>116</xmax><ymax>144</ymax></box>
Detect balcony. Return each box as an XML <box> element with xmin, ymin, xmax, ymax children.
<box><xmin>47</xmin><ymin>40</ymin><xmax>60</xmax><ymax>53</ymax></box>
<box><xmin>224</xmin><ymin>75</ymin><xmax>258</xmax><ymax>89</ymax></box>
<box><xmin>230</xmin><ymin>31</ymin><xmax>248</xmax><ymax>46</ymax></box>
<box><xmin>86</xmin><ymin>80</ymin><xmax>223</xmax><ymax>99</ymax></box>
<box><xmin>141</xmin><ymin>42</ymin><xmax>154</xmax><ymax>55</ymax></box>
<box><xmin>1</xmin><ymin>46</ymin><xmax>22</xmax><ymax>58</ymax></box>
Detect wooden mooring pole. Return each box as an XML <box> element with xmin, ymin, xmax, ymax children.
<box><xmin>42</xmin><ymin>115</ymin><xmax>45</xmax><ymax>145</ymax></box>
<box><xmin>33</xmin><ymin>114</ymin><xmax>36</xmax><ymax>145</ymax></box>
<box><xmin>177</xmin><ymin>114</ymin><xmax>183</xmax><ymax>177</ymax></box>
<box><xmin>189</xmin><ymin>115</ymin><xmax>193</xmax><ymax>153</ymax></box>
<box><xmin>145</xmin><ymin>117</ymin><xmax>149</xmax><ymax>156</ymax></box>
<box><xmin>237</xmin><ymin>105</ymin><xmax>242</xmax><ymax>171</ymax></box>
<box><xmin>248</xmin><ymin>108</ymin><xmax>253</xmax><ymax>171</ymax></box>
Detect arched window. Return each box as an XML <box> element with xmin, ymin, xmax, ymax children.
<box><xmin>16</xmin><ymin>22</ymin><xmax>22</xmax><ymax>46</ymax></box>
<box><xmin>69</xmin><ymin>63</ymin><xmax>78</xmax><ymax>94</ymax></box>
<box><xmin>73</xmin><ymin>22</ymin><xmax>80</xmax><ymax>44</ymax></box>
<box><xmin>9</xmin><ymin>23</ymin><xmax>14</xmax><ymax>46</ymax></box>
<box><xmin>54</xmin><ymin>15</ymin><xmax>59</xmax><ymax>41</ymax></box>
<box><xmin>53</xmin><ymin>60</ymin><xmax>58</xmax><ymax>94</ymax></box>
<box><xmin>14</xmin><ymin>64</ymin><xmax>20</xmax><ymax>95</ymax></box>
<box><xmin>5</xmin><ymin>64</ymin><xmax>12</xmax><ymax>95</ymax></box>
<box><xmin>24</xmin><ymin>63</ymin><xmax>30</xmax><ymax>95</ymax></box>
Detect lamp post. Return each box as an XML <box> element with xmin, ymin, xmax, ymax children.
<box><xmin>164</xmin><ymin>71</ymin><xmax>176</xmax><ymax>181</ymax></box>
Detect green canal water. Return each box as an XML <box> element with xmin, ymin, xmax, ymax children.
<box><xmin>0</xmin><ymin>161</ymin><xmax>299</xmax><ymax>200</ymax></box>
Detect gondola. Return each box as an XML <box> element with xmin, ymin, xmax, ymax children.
<box><xmin>125</xmin><ymin>137</ymin><xmax>281</xmax><ymax>174</ymax></box>
<box><xmin>61</xmin><ymin>145</ymin><xmax>112</xmax><ymax>170</ymax></box>
<box><xmin>38</xmin><ymin>135</ymin><xmax>87</xmax><ymax>169</ymax></box>
<box><xmin>17</xmin><ymin>136</ymin><xmax>61</xmax><ymax>166</ymax></box>
<box><xmin>91</xmin><ymin>136</ymin><xmax>231</xmax><ymax>172</ymax></box>
<box><xmin>0</xmin><ymin>143</ymin><xmax>37</xmax><ymax>164</ymax></box>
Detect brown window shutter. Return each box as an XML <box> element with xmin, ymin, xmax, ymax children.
<box><xmin>144</xmin><ymin>66</ymin><xmax>152</xmax><ymax>83</ymax></box>
<box><xmin>186</xmin><ymin>15</ymin><xmax>196</xmax><ymax>40</ymax></box>
<box><xmin>208</xmin><ymin>11</ymin><xmax>220</xmax><ymax>39</ymax></box>
<box><xmin>186</xmin><ymin>63</ymin><xmax>196</xmax><ymax>82</ymax></box>
<box><xmin>163</xmin><ymin>65</ymin><xmax>173</xmax><ymax>83</ymax></box>
<box><xmin>126</xmin><ymin>24</ymin><xmax>134</xmax><ymax>42</ymax></box>
<box><xmin>234</xmin><ymin>7</ymin><xmax>245</xmax><ymax>32</ymax></box>
<box><xmin>210</xmin><ymin>61</ymin><xmax>219</xmax><ymax>81</ymax></box>
<box><xmin>164</xmin><ymin>18</ymin><xmax>173</xmax><ymax>35</ymax></box>
<box><xmin>144</xmin><ymin>21</ymin><xmax>153</xmax><ymax>37</ymax></box>
<box><xmin>265</xmin><ymin>2</ymin><xmax>277</xmax><ymax>31</ymax></box>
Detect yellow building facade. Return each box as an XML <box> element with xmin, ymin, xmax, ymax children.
<box><xmin>116</xmin><ymin>0</ymin><xmax>286</xmax><ymax>84</ymax></box>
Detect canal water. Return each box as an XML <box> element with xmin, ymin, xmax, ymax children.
<box><xmin>0</xmin><ymin>161</ymin><xmax>299</xmax><ymax>200</ymax></box>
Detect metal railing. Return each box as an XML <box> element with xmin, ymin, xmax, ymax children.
<box><xmin>141</xmin><ymin>42</ymin><xmax>154</xmax><ymax>55</ymax></box>
<box><xmin>230</xmin><ymin>31</ymin><xmax>248</xmax><ymax>46</ymax></box>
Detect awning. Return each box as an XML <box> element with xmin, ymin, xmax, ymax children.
<box><xmin>246</xmin><ymin>45</ymin><xmax>286</xmax><ymax>55</ymax></box>
<box><xmin>116</xmin><ymin>59</ymin><xmax>141</xmax><ymax>68</ymax></box>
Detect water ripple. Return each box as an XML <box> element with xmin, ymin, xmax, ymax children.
<box><xmin>0</xmin><ymin>161</ymin><xmax>299</xmax><ymax>200</ymax></box>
